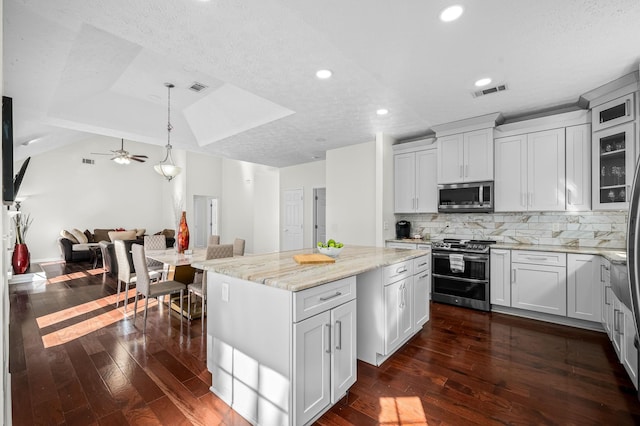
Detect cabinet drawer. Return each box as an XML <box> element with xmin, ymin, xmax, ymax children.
<box><xmin>414</xmin><ymin>255</ymin><xmax>430</xmax><ymax>275</ymax></box>
<box><xmin>383</xmin><ymin>260</ymin><xmax>413</xmax><ymax>284</ymax></box>
<box><xmin>417</xmin><ymin>244</ymin><xmax>431</xmax><ymax>251</ymax></box>
<box><xmin>511</xmin><ymin>250</ymin><xmax>566</xmax><ymax>267</ymax></box>
<box><xmin>293</xmin><ymin>276</ymin><xmax>356</xmax><ymax>322</ymax></box>
<box><xmin>386</xmin><ymin>242</ymin><xmax>417</xmax><ymax>249</ymax></box>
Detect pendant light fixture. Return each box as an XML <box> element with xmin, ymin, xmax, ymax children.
<box><xmin>154</xmin><ymin>83</ymin><xmax>182</xmax><ymax>181</ymax></box>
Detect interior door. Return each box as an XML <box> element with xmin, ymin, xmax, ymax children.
<box><xmin>314</xmin><ymin>188</ymin><xmax>326</xmax><ymax>247</ymax></box>
<box><xmin>283</xmin><ymin>189</ymin><xmax>304</xmax><ymax>251</ymax></box>
<box><xmin>193</xmin><ymin>195</ymin><xmax>219</xmax><ymax>248</ymax></box>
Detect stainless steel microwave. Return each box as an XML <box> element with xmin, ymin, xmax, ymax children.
<box><xmin>438</xmin><ymin>181</ymin><xmax>494</xmax><ymax>213</ymax></box>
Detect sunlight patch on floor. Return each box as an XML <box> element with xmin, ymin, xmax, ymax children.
<box><xmin>36</xmin><ymin>291</ymin><xmax>134</xmax><ymax>328</ymax></box>
<box><xmin>47</xmin><ymin>271</ymin><xmax>90</xmax><ymax>284</ymax></box>
<box><xmin>40</xmin><ymin>301</ymin><xmax>156</xmax><ymax>348</ymax></box>
<box><xmin>378</xmin><ymin>396</ymin><xmax>428</xmax><ymax>425</ymax></box>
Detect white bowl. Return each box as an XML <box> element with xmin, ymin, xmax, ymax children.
<box><xmin>318</xmin><ymin>246</ymin><xmax>343</xmax><ymax>257</ymax></box>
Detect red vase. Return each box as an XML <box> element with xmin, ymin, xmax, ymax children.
<box><xmin>177</xmin><ymin>211</ymin><xmax>189</xmax><ymax>253</ymax></box>
<box><xmin>12</xmin><ymin>243</ymin><xmax>30</xmax><ymax>275</ymax></box>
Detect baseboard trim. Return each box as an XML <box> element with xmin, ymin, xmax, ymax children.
<box><xmin>491</xmin><ymin>305</ymin><xmax>604</xmax><ymax>332</ymax></box>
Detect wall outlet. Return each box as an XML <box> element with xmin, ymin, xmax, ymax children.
<box><xmin>383</xmin><ymin>221</ymin><xmax>388</xmax><ymax>230</ymax></box>
<box><xmin>552</xmin><ymin>223</ymin><xmax>560</xmax><ymax>232</ymax></box>
<box><xmin>222</xmin><ymin>282</ymin><xmax>229</xmax><ymax>302</ymax></box>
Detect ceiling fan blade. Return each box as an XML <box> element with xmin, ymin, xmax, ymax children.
<box><xmin>131</xmin><ymin>155</ymin><xmax>148</xmax><ymax>159</ymax></box>
<box><xmin>130</xmin><ymin>157</ymin><xmax>146</xmax><ymax>163</ymax></box>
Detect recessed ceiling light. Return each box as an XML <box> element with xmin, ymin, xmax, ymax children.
<box><xmin>376</xmin><ymin>108</ymin><xmax>389</xmax><ymax>116</ymax></box>
<box><xmin>316</xmin><ymin>69</ymin><xmax>332</xmax><ymax>79</ymax></box>
<box><xmin>475</xmin><ymin>78</ymin><xmax>492</xmax><ymax>87</ymax></box>
<box><xmin>440</xmin><ymin>5</ymin><xmax>464</xmax><ymax>22</ymax></box>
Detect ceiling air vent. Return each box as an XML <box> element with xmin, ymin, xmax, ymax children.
<box><xmin>189</xmin><ymin>82</ymin><xmax>208</xmax><ymax>93</ymax></box>
<box><xmin>472</xmin><ymin>84</ymin><xmax>508</xmax><ymax>98</ymax></box>
<box><xmin>82</xmin><ymin>158</ymin><xmax>95</xmax><ymax>165</ymax></box>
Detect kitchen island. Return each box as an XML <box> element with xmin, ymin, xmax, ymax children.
<box><xmin>191</xmin><ymin>245</ymin><xmax>429</xmax><ymax>426</ymax></box>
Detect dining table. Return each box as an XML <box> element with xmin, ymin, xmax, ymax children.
<box><xmin>144</xmin><ymin>248</ymin><xmax>208</xmax><ymax>319</ymax></box>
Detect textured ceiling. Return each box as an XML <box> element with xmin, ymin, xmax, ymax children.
<box><xmin>4</xmin><ymin>0</ymin><xmax>640</xmax><ymax>167</ymax></box>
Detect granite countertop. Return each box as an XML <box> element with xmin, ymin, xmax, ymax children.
<box><xmin>384</xmin><ymin>238</ymin><xmax>627</xmax><ymax>264</ymax></box>
<box><xmin>191</xmin><ymin>245</ymin><xmax>429</xmax><ymax>292</ymax></box>
<box><xmin>492</xmin><ymin>242</ymin><xmax>627</xmax><ymax>265</ymax></box>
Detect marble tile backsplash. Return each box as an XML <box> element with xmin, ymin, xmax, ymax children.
<box><xmin>396</xmin><ymin>211</ymin><xmax>628</xmax><ymax>249</ymax></box>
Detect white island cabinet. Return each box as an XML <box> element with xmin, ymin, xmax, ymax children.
<box><xmin>196</xmin><ymin>246</ymin><xmax>427</xmax><ymax>426</ymax></box>
<box><xmin>356</xmin><ymin>254</ymin><xmax>431</xmax><ymax>366</ymax></box>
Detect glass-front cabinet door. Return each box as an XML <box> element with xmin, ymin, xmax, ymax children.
<box><xmin>592</xmin><ymin>121</ymin><xmax>636</xmax><ymax>210</ymax></box>
<box><xmin>592</xmin><ymin>93</ymin><xmax>635</xmax><ymax>132</ymax></box>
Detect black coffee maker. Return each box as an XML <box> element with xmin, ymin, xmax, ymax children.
<box><xmin>396</xmin><ymin>220</ymin><xmax>411</xmax><ymax>239</ymax></box>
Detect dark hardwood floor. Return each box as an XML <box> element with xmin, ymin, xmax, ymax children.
<box><xmin>9</xmin><ymin>261</ymin><xmax>640</xmax><ymax>425</ymax></box>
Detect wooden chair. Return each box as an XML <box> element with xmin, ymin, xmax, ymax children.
<box><xmin>233</xmin><ymin>238</ymin><xmax>245</xmax><ymax>256</ymax></box>
<box><xmin>130</xmin><ymin>244</ymin><xmax>187</xmax><ymax>333</ymax></box>
<box><xmin>188</xmin><ymin>244</ymin><xmax>233</xmax><ymax>330</ymax></box>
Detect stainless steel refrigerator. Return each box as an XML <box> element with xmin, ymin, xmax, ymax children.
<box><xmin>626</xmin><ymin>158</ymin><xmax>640</xmax><ymax>397</ymax></box>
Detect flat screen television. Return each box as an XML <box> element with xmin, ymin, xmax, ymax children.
<box><xmin>2</xmin><ymin>96</ymin><xmax>14</xmax><ymax>205</ymax></box>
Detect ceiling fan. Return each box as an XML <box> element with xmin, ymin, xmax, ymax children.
<box><xmin>92</xmin><ymin>139</ymin><xmax>148</xmax><ymax>164</ymax></box>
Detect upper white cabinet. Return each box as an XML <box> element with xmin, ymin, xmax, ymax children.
<box><xmin>393</xmin><ymin>139</ymin><xmax>437</xmax><ymax>213</ymax></box>
<box><xmin>495</xmin><ymin>128</ymin><xmax>566</xmax><ymax>212</ymax></box>
<box><xmin>592</xmin><ymin>93</ymin><xmax>635</xmax><ymax>132</ymax></box>
<box><xmin>565</xmin><ymin>124</ymin><xmax>592</xmax><ymax>211</ymax></box>
<box><xmin>437</xmin><ymin>128</ymin><xmax>494</xmax><ymax>184</ymax></box>
<box><xmin>592</xmin><ymin>121</ymin><xmax>636</xmax><ymax>210</ymax></box>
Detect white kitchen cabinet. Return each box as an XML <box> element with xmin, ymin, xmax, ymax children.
<box><xmin>357</xmin><ymin>258</ymin><xmax>429</xmax><ymax>366</ymax></box>
<box><xmin>384</xmin><ymin>278</ymin><xmax>413</xmax><ymax>354</ymax></box>
<box><xmin>565</xmin><ymin>124</ymin><xmax>591</xmax><ymax>211</ymax></box>
<box><xmin>490</xmin><ymin>249</ymin><xmax>511</xmax><ymax>307</ymax></box>
<box><xmin>385</xmin><ymin>242</ymin><xmax>431</xmax><ymax>251</ymax></box>
<box><xmin>437</xmin><ymin>128</ymin><xmax>493</xmax><ymax>184</ymax></box>
<box><xmin>394</xmin><ymin>144</ymin><xmax>437</xmax><ymax>213</ymax></box>
<box><xmin>293</xmin><ymin>299</ymin><xmax>357</xmax><ymax>425</ymax></box>
<box><xmin>592</xmin><ymin>121</ymin><xmax>636</xmax><ymax>210</ymax></box>
<box><xmin>294</xmin><ymin>310</ymin><xmax>331</xmax><ymax>425</ymax></box>
<box><xmin>495</xmin><ymin>128</ymin><xmax>566</xmax><ymax>212</ymax></box>
<box><xmin>591</xmin><ymin>92</ymin><xmax>635</xmax><ymax>132</ymax></box>
<box><xmin>601</xmin><ymin>258</ymin><xmax>614</xmax><ymax>338</ymax></box>
<box><xmin>413</xmin><ymin>255</ymin><xmax>430</xmax><ymax>330</ymax></box>
<box><xmin>511</xmin><ymin>250</ymin><xmax>567</xmax><ymax>316</ymax></box>
<box><xmin>621</xmin><ymin>303</ymin><xmax>639</xmax><ymax>389</ymax></box>
<box><xmin>567</xmin><ymin>254</ymin><xmax>602</xmax><ymax>322</ymax></box>
<box><xmin>612</xmin><ymin>296</ymin><xmax>624</xmax><ymax>359</ymax></box>
<box><xmin>293</xmin><ymin>293</ymin><xmax>356</xmax><ymax>426</ymax></box>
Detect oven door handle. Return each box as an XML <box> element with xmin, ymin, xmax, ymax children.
<box><xmin>432</xmin><ymin>253</ymin><xmax>488</xmax><ymax>261</ymax></box>
<box><xmin>432</xmin><ymin>273</ymin><xmax>488</xmax><ymax>284</ymax></box>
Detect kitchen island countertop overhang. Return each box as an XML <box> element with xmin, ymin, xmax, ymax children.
<box><xmin>191</xmin><ymin>245</ymin><xmax>428</xmax><ymax>291</ymax></box>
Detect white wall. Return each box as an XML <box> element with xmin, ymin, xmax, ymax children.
<box><xmin>16</xmin><ymin>136</ymin><xmax>169</xmax><ymax>261</ymax></box>
<box><xmin>326</xmin><ymin>142</ymin><xmax>377</xmax><ymax>246</ymax></box>
<box><xmin>253</xmin><ymin>169</ymin><xmax>280</xmax><ymax>253</ymax></box>
<box><xmin>185</xmin><ymin>150</ymin><xmax>223</xmax><ymax>246</ymax></box>
<box><xmin>279</xmin><ymin>160</ymin><xmax>326</xmax><ymax>248</ymax></box>
<box><xmin>15</xmin><ymin>135</ymin><xmax>280</xmax><ymax>260</ymax></box>
<box><xmin>221</xmin><ymin>158</ymin><xmax>279</xmax><ymax>254</ymax></box>
<box><xmin>376</xmin><ymin>133</ymin><xmax>396</xmax><ymax>246</ymax></box>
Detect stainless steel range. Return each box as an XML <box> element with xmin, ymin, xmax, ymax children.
<box><xmin>431</xmin><ymin>238</ymin><xmax>496</xmax><ymax>311</ymax></box>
